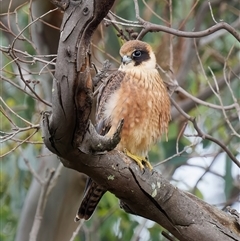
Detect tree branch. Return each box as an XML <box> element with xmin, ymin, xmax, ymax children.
<box><xmin>41</xmin><ymin>0</ymin><xmax>240</xmax><ymax>240</ymax></box>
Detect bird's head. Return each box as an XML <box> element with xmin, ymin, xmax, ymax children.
<box><xmin>119</xmin><ymin>40</ymin><xmax>156</xmax><ymax>70</ymax></box>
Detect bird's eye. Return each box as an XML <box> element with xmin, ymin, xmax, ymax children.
<box><xmin>132</xmin><ymin>50</ymin><xmax>142</xmax><ymax>58</ymax></box>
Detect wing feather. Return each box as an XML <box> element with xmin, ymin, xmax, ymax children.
<box><xmin>96</xmin><ymin>70</ymin><xmax>126</xmax><ymax>135</ymax></box>
<box><xmin>75</xmin><ymin>70</ymin><xmax>125</xmax><ymax>221</ymax></box>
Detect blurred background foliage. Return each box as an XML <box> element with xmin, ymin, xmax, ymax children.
<box><xmin>1</xmin><ymin>0</ymin><xmax>239</xmax><ymax>240</ymax></box>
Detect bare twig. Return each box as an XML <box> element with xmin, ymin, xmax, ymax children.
<box><xmin>208</xmin><ymin>67</ymin><xmax>240</xmax><ymax>138</ymax></box>
<box><xmin>69</xmin><ymin>220</ymin><xmax>84</xmax><ymax>241</ymax></box>
<box><xmin>0</xmin><ymin>124</ymin><xmax>40</xmax><ymax>143</ymax></box>
<box><xmin>10</xmin><ymin>8</ymin><xmax>58</xmax><ymax>56</ymax></box>
<box><xmin>131</xmin><ymin>1</ymin><xmax>240</xmax><ymax>42</ymax></box>
<box><xmin>138</xmin><ymin>21</ymin><xmax>239</xmax><ymax>41</ymax></box>
<box><xmin>108</xmin><ymin>11</ymin><xmax>139</xmax><ymax>24</ymax></box>
<box><xmin>223</xmin><ymin>45</ymin><xmax>240</xmax><ymax>121</ymax></box>
<box><xmin>200</xmin><ymin>18</ymin><xmax>240</xmax><ymax>46</ymax></box>
<box><xmin>29</xmin><ymin>164</ymin><xmax>63</xmax><ymax>241</ymax></box>
<box><xmin>208</xmin><ymin>0</ymin><xmax>218</xmax><ymax>24</ymax></box>
<box><xmin>104</xmin><ymin>17</ymin><xmax>142</xmax><ymax>28</ymax></box>
<box><xmin>0</xmin><ymin>96</ymin><xmax>33</xmax><ymax>125</ymax></box>
<box><xmin>176</xmin><ymin>122</ymin><xmax>188</xmax><ymax>154</ymax></box>
<box><xmin>105</xmin><ymin>14</ymin><xmax>129</xmax><ymax>40</ymax></box>
<box><xmin>193</xmin><ymin>151</ymin><xmax>221</xmax><ymax>193</ymax></box>
<box><xmin>1</xmin><ymin>75</ymin><xmax>51</xmax><ymax>102</ymax></box>
<box><xmin>142</xmin><ymin>0</ymin><xmax>168</xmax><ymax>24</ymax></box>
<box><xmin>168</xmin><ymin>0</ymin><xmax>173</xmax><ymax>72</ymax></box>
<box><xmin>1</xmin><ymin>129</ymin><xmax>38</xmax><ymax>157</ymax></box>
<box><xmin>175</xmin><ymin>86</ymin><xmax>236</xmax><ymax>111</ymax></box>
<box><xmin>171</xmin><ymin>97</ymin><xmax>240</xmax><ymax>168</ymax></box>
<box><xmin>154</xmin><ymin>143</ymin><xmax>196</xmax><ymax>167</ymax></box>
<box><xmin>20</xmin><ymin>149</ymin><xmax>43</xmax><ymax>184</ymax></box>
<box><xmin>29</xmin><ymin>169</ymin><xmax>55</xmax><ymax>241</ymax></box>
<box><xmin>13</xmin><ymin>58</ymin><xmax>52</xmax><ymax>107</ymax></box>
<box><xmin>130</xmin><ymin>219</ymin><xmax>148</xmax><ymax>241</ymax></box>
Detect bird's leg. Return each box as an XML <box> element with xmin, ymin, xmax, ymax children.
<box><xmin>124</xmin><ymin>149</ymin><xmax>153</xmax><ymax>170</ymax></box>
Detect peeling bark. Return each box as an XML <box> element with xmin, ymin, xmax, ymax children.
<box><xmin>42</xmin><ymin>0</ymin><xmax>240</xmax><ymax>240</ymax></box>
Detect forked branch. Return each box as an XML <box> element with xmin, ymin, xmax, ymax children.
<box><xmin>41</xmin><ymin>0</ymin><xmax>240</xmax><ymax>240</ymax></box>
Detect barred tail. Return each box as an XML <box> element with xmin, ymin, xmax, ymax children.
<box><xmin>75</xmin><ymin>178</ymin><xmax>106</xmax><ymax>221</ymax></box>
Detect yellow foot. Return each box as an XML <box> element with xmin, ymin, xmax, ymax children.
<box><xmin>124</xmin><ymin>149</ymin><xmax>153</xmax><ymax>170</ymax></box>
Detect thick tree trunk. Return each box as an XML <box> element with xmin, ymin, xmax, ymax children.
<box><xmin>42</xmin><ymin>0</ymin><xmax>240</xmax><ymax>240</ymax></box>
<box><xmin>14</xmin><ymin>1</ymin><xmax>87</xmax><ymax>240</ymax></box>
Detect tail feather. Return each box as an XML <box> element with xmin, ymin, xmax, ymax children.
<box><xmin>75</xmin><ymin>178</ymin><xmax>106</xmax><ymax>221</ymax></box>
<box><xmin>75</xmin><ymin>111</ymin><xmax>109</xmax><ymax>221</ymax></box>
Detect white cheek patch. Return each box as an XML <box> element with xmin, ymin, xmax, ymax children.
<box><xmin>119</xmin><ymin>62</ymin><xmax>135</xmax><ymax>71</ymax></box>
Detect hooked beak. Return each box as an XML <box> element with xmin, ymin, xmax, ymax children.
<box><xmin>121</xmin><ymin>55</ymin><xmax>132</xmax><ymax>65</ymax></box>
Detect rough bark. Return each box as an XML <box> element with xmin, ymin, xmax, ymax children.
<box><xmin>42</xmin><ymin>0</ymin><xmax>240</xmax><ymax>240</ymax></box>
<box><xmin>12</xmin><ymin>1</ymin><xmax>88</xmax><ymax>240</ymax></box>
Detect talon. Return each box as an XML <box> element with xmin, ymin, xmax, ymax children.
<box><xmin>124</xmin><ymin>149</ymin><xmax>153</xmax><ymax>170</ymax></box>
<box><xmin>142</xmin><ymin>159</ymin><xmax>153</xmax><ymax>170</ymax></box>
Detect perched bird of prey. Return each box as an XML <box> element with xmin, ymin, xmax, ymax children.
<box><xmin>75</xmin><ymin>40</ymin><xmax>171</xmax><ymax>221</ymax></box>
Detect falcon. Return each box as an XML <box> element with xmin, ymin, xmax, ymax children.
<box><xmin>75</xmin><ymin>40</ymin><xmax>171</xmax><ymax>221</ymax></box>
